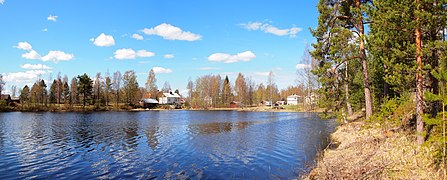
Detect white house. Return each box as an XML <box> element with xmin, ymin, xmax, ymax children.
<box><xmin>287</xmin><ymin>94</ymin><xmax>301</xmax><ymax>105</ymax></box>
<box><xmin>159</xmin><ymin>92</ymin><xmax>181</xmax><ymax>105</ymax></box>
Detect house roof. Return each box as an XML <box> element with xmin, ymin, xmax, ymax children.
<box><xmin>141</xmin><ymin>98</ymin><xmax>159</xmax><ymax>104</ymax></box>
<box><xmin>287</xmin><ymin>94</ymin><xmax>301</xmax><ymax>98</ymax></box>
<box><xmin>162</xmin><ymin>92</ymin><xmax>181</xmax><ymax>98</ymax></box>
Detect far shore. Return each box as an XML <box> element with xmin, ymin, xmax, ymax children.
<box><xmin>130</xmin><ymin>106</ymin><xmax>324</xmax><ymax>113</ymax></box>
<box><xmin>1</xmin><ymin>104</ymin><xmax>324</xmax><ymax>113</ymax></box>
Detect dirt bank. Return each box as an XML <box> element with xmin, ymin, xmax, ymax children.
<box><xmin>304</xmin><ymin>121</ymin><xmax>443</xmax><ymax>179</ymax></box>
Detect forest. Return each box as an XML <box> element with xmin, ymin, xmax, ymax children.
<box><xmin>306</xmin><ymin>0</ymin><xmax>447</xmax><ymax>178</ymax></box>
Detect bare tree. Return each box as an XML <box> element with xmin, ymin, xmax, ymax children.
<box><xmin>162</xmin><ymin>81</ymin><xmax>171</xmax><ymax>93</ymax></box>
<box><xmin>146</xmin><ymin>69</ymin><xmax>157</xmax><ymax>99</ymax></box>
<box><xmin>123</xmin><ymin>70</ymin><xmax>138</xmax><ymax>105</ymax></box>
<box><xmin>297</xmin><ymin>45</ymin><xmax>319</xmax><ymax>111</ymax></box>
<box><xmin>104</xmin><ymin>71</ymin><xmax>112</xmax><ymax>108</ymax></box>
<box><xmin>70</xmin><ymin>77</ymin><xmax>78</xmax><ymax>105</ymax></box>
<box><xmin>113</xmin><ymin>71</ymin><xmax>122</xmax><ymax>108</ymax></box>
<box><xmin>246</xmin><ymin>77</ymin><xmax>255</xmax><ymax>106</ymax></box>
<box><xmin>267</xmin><ymin>71</ymin><xmax>275</xmax><ymax>107</ymax></box>
<box><xmin>94</xmin><ymin>72</ymin><xmax>102</xmax><ymax>107</ymax></box>
<box><xmin>11</xmin><ymin>85</ymin><xmax>17</xmax><ymax>97</ymax></box>
<box><xmin>186</xmin><ymin>77</ymin><xmax>194</xmax><ymax>107</ymax></box>
<box><xmin>235</xmin><ymin>73</ymin><xmax>248</xmax><ymax>107</ymax></box>
<box><xmin>0</xmin><ymin>75</ymin><xmax>4</xmax><ymax>96</ymax></box>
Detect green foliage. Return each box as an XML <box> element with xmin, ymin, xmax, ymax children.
<box><xmin>0</xmin><ymin>99</ymin><xmax>7</xmax><ymax>107</ymax></box>
<box><xmin>77</xmin><ymin>73</ymin><xmax>93</xmax><ymax>107</ymax></box>
<box><xmin>368</xmin><ymin>94</ymin><xmax>414</xmax><ymax>128</ymax></box>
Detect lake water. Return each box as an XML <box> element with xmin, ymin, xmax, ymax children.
<box><xmin>0</xmin><ymin>111</ymin><xmax>335</xmax><ymax>179</ymax></box>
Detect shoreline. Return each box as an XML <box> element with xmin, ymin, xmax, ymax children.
<box><xmin>2</xmin><ymin>105</ymin><xmax>325</xmax><ymax>113</ymax></box>
<box><xmin>303</xmin><ymin>118</ymin><xmax>442</xmax><ymax>179</ymax></box>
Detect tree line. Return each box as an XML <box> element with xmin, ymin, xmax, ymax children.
<box><xmin>18</xmin><ymin>70</ymin><xmax>143</xmax><ymax>110</ymax></box>
<box><xmin>312</xmin><ymin>0</ymin><xmax>447</xmax><ymax>145</ymax></box>
<box><xmin>4</xmin><ymin>66</ymin><xmax>313</xmax><ymax>110</ymax></box>
<box><xmin>188</xmin><ymin>72</ymin><xmax>279</xmax><ymax>108</ymax></box>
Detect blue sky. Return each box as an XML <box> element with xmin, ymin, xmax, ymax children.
<box><xmin>0</xmin><ymin>0</ymin><xmax>319</xmax><ymax>95</ymax></box>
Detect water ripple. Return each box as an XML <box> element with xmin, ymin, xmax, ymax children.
<box><xmin>0</xmin><ymin>111</ymin><xmax>335</xmax><ymax>179</ymax></box>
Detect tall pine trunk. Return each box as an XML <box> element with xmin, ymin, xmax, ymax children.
<box><xmin>345</xmin><ymin>61</ymin><xmax>353</xmax><ymax>116</ymax></box>
<box><xmin>415</xmin><ymin>0</ymin><xmax>424</xmax><ymax>145</ymax></box>
<box><xmin>356</xmin><ymin>0</ymin><xmax>373</xmax><ymax>119</ymax></box>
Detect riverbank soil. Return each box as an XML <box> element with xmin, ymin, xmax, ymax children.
<box><xmin>305</xmin><ymin>120</ymin><xmax>443</xmax><ymax>179</ymax></box>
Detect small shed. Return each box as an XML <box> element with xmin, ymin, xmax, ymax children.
<box><xmin>229</xmin><ymin>101</ymin><xmax>239</xmax><ymax>108</ymax></box>
<box><xmin>10</xmin><ymin>97</ymin><xmax>20</xmax><ymax>105</ymax></box>
<box><xmin>140</xmin><ymin>98</ymin><xmax>159</xmax><ymax>109</ymax></box>
<box><xmin>263</xmin><ymin>101</ymin><xmax>272</xmax><ymax>106</ymax></box>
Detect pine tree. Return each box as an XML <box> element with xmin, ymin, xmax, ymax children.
<box><xmin>222</xmin><ymin>75</ymin><xmax>232</xmax><ymax>105</ymax></box>
<box><xmin>123</xmin><ymin>70</ymin><xmax>139</xmax><ymax>105</ymax></box>
<box><xmin>235</xmin><ymin>73</ymin><xmax>248</xmax><ymax>106</ymax></box>
<box><xmin>311</xmin><ymin>0</ymin><xmax>373</xmax><ymax>118</ymax></box>
<box><xmin>77</xmin><ymin>73</ymin><xmax>93</xmax><ymax>108</ymax></box>
<box><xmin>20</xmin><ymin>85</ymin><xmax>30</xmax><ymax>106</ymax></box>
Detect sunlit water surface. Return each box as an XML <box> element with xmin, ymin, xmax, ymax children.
<box><xmin>0</xmin><ymin>111</ymin><xmax>335</xmax><ymax>179</ymax></box>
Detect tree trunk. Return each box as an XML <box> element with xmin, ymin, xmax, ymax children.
<box><xmin>430</xmin><ymin>31</ymin><xmax>439</xmax><ymax>118</ymax></box>
<box><xmin>345</xmin><ymin>62</ymin><xmax>353</xmax><ymax>116</ymax></box>
<box><xmin>356</xmin><ymin>0</ymin><xmax>373</xmax><ymax>119</ymax></box>
<box><xmin>415</xmin><ymin>0</ymin><xmax>424</xmax><ymax>144</ymax></box>
<box><xmin>83</xmin><ymin>92</ymin><xmax>86</xmax><ymax>108</ymax></box>
<box><xmin>116</xmin><ymin>91</ymin><xmax>119</xmax><ymax>109</ymax></box>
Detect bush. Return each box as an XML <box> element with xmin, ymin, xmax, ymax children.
<box><xmin>369</xmin><ymin>94</ymin><xmax>414</xmax><ymax>128</ymax></box>
<box><xmin>0</xmin><ymin>100</ymin><xmax>7</xmax><ymax>107</ymax></box>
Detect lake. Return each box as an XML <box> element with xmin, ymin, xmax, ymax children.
<box><xmin>0</xmin><ymin>111</ymin><xmax>336</xmax><ymax>179</ymax></box>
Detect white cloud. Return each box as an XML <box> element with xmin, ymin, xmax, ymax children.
<box><xmin>138</xmin><ymin>61</ymin><xmax>151</xmax><ymax>64</ymax></box>
<box><xmin>137</xmin><ymin>50</ymin><xmax>155</xmax><ymax>57</ymax></box>
<box><xmin>21</xmin><ymin>50</ymin><xmax>73</xmax><ymax>63</ymax></box>
<box><xmin>0</xmin><ymin>0</ymin><xmax>5</xmax><ymax>5</ymax></box>
<box><xmin>142</xmin><ymin>23</ymin><xmax>202</xmax><ymax>41</ymax></box>
<box><xmin>164</xmin><ymin>54</ymin><xmax>174</xmax><ymax>59</ymax></box>
<box><xmin>296</xmin><ymin>63</ymin><xmax>311</xmax><ymax>69</ymax></box>
<box><xmin>152</xmin><ymin>67</ymin><xmax>173</xmax><ymax>74</ymax></box>
<box><xmin>114</xmin><ymin>48</ymin><xmax>155</xmax><ymax>60</ymax></box>
<box><xmin>14</xmin><ymin>42</ymin><xmax>33</xmax><ymax>51</ymax></box>
<box><xmin>254</xmin><ymin>72</ymin><xmax>270</xmax><ymax>76</ymax></box>
<box><xmin>47</xmin><ymin>15</ymin><xmax>58</xmax><ymax>22</ymax></box>
<box><xmin>14</xmin><ymin>41</ymin><xmax>74</xmax><ymax>63</ymax></box>
<box><xmin>41</xmin><ymin>51</ymin><xmax>74</xmax><ymax>63</ymax></box>
<box><xmin>20</xmin><ymin>64</ymin><xmax>52</xmax><ymax>70</ymax></box>
<box><xmin>114</xmin><ymin>49</ymin><xmax>136</xmax><ymax>59</ymax></box>
<box><xmin>21</xmin><ymin>50</ymin><xmax>41</xmax><ymax>60</ymax></box>
<box><xmin>131</xmin><ymin>33</ymin><xmax>144</xmax><ymax>40</ymax></box>
<box><xmin>92</xmin><ymin>33</ymin><xmax>115</xmax><ymax>47</ymax></box>
<box><xmin>42</xmin><ymin>28</ymin><xmax>48</xmax><ymax>32</ymax></box>
<box><xmin>198</xmin><ymin>67</ymin><xmax>220</xmax><ymax>71</ymax></box>
<box><xmin>208</xmin><ymin>50</ymin><xmax>256</xmax><ymax>63</ymax></box>
<box><xmin>242</xmin><ymin>22</ymin><xmax>302</xmax><ymax>37</ymax></box>
<box><xmin>3</xmin><ymin>70</ymin><xmax>49</xmax><ymax>83</ymax></box>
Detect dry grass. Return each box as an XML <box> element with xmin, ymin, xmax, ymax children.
<box><xmin>305</xmin><ymin>121</ymin><xmax>443</xmax><ymax>180</ymax></box>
